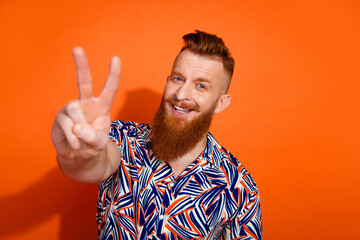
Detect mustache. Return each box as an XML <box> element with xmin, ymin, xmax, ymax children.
<box><xmin>165</xmin><ymin>97</ymin><xmax>200</xmax><ymax>112</ymax></box>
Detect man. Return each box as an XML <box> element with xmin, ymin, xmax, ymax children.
<box><xmin>52</xmin><ymin>30</ymin><xmax>262</xmax><ymax>239</ymax></box>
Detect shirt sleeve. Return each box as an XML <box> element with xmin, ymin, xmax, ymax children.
<box><xmin>223</xmin><ymin>197</ymin><xmax>262</xmax><ymax>239</ymax></box>
<box><xmin>97</xmin><ymin>120</ymin><xmax>151</xmax><ymax>238</ymax></box>
<box><xmin>97</xmin><ymin>120</ymin><xmax>132</xmax><ymax>237</ymax></box>
<box><xmin>222</xmin><ymin>171</ymin><xmax>263</xmax><ymax>239</ymax></box>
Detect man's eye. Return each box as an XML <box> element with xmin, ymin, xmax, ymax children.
<box><xmin>197</xmin><ymin>83</ymin><xmax>206</xmax><ymax>89</ymax></box>
<box><xmin>173</xmin><ymin>76</ymin><xmax>183</xmax><ymax>82</ymax></box>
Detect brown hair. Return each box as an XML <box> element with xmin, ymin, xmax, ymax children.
<box><xmin>180</xmin><ymin>30</ymin><xmax>235</xmax><ymax>92</ymax></box>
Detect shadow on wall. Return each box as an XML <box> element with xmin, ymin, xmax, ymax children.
<box><xmin>0</xmin><ymin>88</ymin><xmax>161</xmax><ymax>239</ymax></box>
<box><xmin>116</xmin><ymin>88</ymin><xmax>162</xmax><ymax>123</ymax></box>
<box><xmin>0</xmin><ymin>168</ymin><xmax>98</xmax><ymax>239</ymax></box>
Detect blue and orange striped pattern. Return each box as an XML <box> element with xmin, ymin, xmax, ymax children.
<box><xmin>97</xmin><ymin>121</ymin><xmax>262</xmax><ymax>239</ymax></box>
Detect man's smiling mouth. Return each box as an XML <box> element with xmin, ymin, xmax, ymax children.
<box><xmin>172</xmin><ymin>104</ymin><xmax>193</xmax><ymax>113</ymax></box>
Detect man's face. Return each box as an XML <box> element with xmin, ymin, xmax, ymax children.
<box><xmin>162</xmin><ymin>49</ymin><xmax>227</xmax><ymax>126</ymax></box>
<box><xmin>151</xmin><ymin>50</ymin><xmax>231</xmax><ymax>162</ymax></box>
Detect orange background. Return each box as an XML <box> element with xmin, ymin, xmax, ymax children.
<box><xmin>0</xmin><ymin>0</ymin><xmax>359</xmax><ymax>239</ymax></box>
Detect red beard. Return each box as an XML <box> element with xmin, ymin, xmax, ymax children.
<box><xmin>151</xmin><ymin>97</ymin><xmax>217</xmax><ymax>162</ymax></box>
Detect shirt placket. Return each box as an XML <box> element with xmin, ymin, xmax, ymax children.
<box><xmin>156</xmin><ymin>171</ymin><xmax>175</xmax><ymax>237</ymax></box>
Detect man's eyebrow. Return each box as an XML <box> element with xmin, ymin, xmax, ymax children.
<box><xmin>196</xmin><ymin>77</ymin><xmax>211</xmax><ymax>83</ymax></box>
<box><xmin>171</xmin><ymin>71</ymin><xmax>183</xmax><ymax>77</ymax></box>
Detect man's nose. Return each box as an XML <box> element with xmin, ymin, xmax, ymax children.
<box><xmin>174</xmin><ymin>82</ymin><xmax>192</xmax><ymax>101</ymax></box>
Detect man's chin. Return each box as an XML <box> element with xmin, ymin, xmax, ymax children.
<box><xmin>167</xmin><ymin>115</ymin><xmax>191</xmax><ymax>129</ymax></box>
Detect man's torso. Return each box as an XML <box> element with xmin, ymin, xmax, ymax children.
<box><xmin>97</xmin><ymin>121</ymin><xmax>261</xmax><ymax>240</ymax></box>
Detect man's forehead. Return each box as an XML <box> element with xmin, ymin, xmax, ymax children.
<box><xmin>172</xmin><ymin>50</ymin><xmax>224</xmax><ymax>76</ymax></box>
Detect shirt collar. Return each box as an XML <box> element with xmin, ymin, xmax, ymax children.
<box><xmin>201</xmin><ymin>132</ymin><xmax>224</xmax><ymax>170</ymax></box>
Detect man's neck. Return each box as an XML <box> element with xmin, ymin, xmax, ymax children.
<box><xmin>166</xmin><ymin>136</ymin><xmax>207</xmax><ymax>178</ymax></box>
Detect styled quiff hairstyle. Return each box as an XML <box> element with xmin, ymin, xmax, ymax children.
<box><xmin>180</xmin><ymin>30</ymin><xmax>235</xmax><ymax>93</ymax></box>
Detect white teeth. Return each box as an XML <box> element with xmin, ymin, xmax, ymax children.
<box><xmin>173</xmin><ymin>105</ymin><xmax>190</xmax><ymax>113</ymax></box>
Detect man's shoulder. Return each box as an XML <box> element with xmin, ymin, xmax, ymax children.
<box><xmin>206</xmin><ymin>133</ymin><xmax>259</xmax><ymax>193</ymax></box>
<box><xmin>205</xmin><ymin>132</ymin><xmax>242</xmax><ymax>168</ymax></box>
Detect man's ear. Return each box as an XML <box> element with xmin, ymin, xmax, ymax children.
<box><xmin>214</xmin><ymin>94</ymin><xmax>231</xmax><ymax>114</ymax></box>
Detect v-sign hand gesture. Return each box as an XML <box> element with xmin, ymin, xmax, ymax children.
<box><xmin>51</xmin><ymin>47</ymin><xmax>121</xmax><ymax>182</ymax></box>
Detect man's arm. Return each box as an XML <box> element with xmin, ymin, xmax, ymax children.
<box><xmin>223</xmin><ymin>177</ymin><xmax>262</xmax><ymax>240</ymax></box>
<box><xmin>51</xmin><ymin>47</ymin><xmax>121</xmax><ymax>183</ymax></box>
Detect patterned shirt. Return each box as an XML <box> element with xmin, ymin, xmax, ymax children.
<box><xmin>97</xmin><ymin>121</ymin><xmax>262</xmax><ymax>239</ymax></box>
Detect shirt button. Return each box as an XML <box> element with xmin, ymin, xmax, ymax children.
<box><xmin>159</xmin><ymin>214</ymin><xmax>164</xmax><ymax>220</ymax></box>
